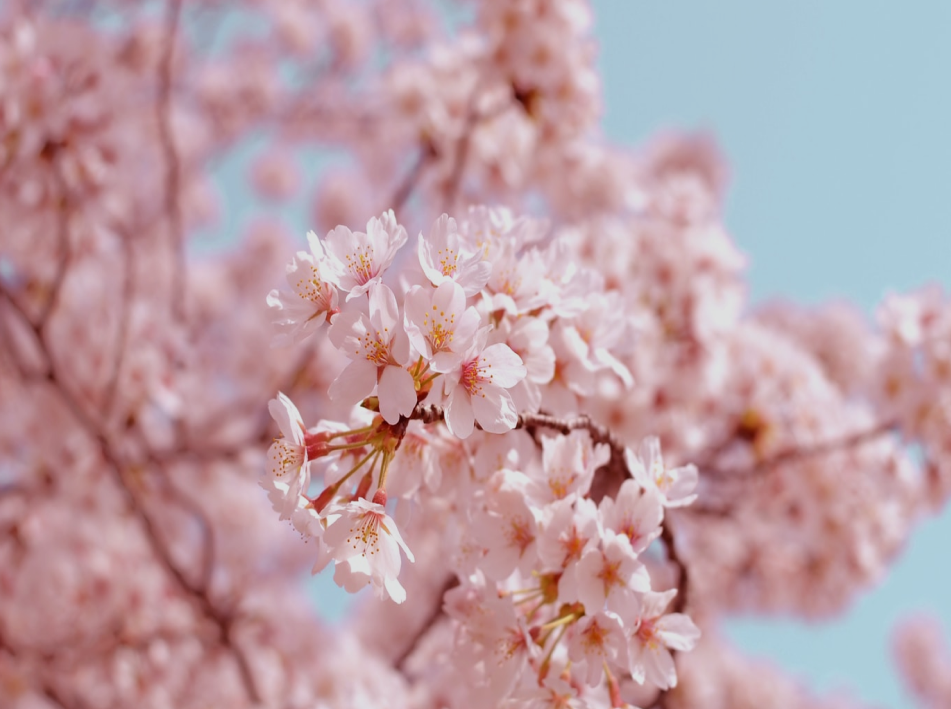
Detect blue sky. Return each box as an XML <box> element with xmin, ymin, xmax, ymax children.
<box><xmin>590</xmin><ymin>1</ymin><xmax>951</xmax><ymax>705</ymax></box>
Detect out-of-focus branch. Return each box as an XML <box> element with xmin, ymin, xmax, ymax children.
<box><xmin>148</xmin><ymin>456</ymin><xmax>217</xmax><ymax>595</ymax></box>
<box><xmin>393</xmin><ymin>575</ymin><xmax>459</xmax><ymax>673</ymax></box>
<box><xmin>701</xmin><ymin>420</ymin><xmax>898</xmax><ymax>481</ymax></box>
<box><xmin>391</xmin><ymin>140</ymin><xmax>437</xmax><ymax>215</ymax></box>
<box><xmin>156</xmin><ymin>0</ymin><xmax>185</xmax><ymax>318</ymax></box>
<box><xmin>0</xmin><ymin>280</ymin><xmax>262</xmax><ymax>704</ymax></box>
<box><xmin>102</xmin><ymin>225</ymin><xmax>135</xmax><ymax>416</ymax></box>
<box><xmin>37</xmin><ymin>168</ymin><xmax>72</xmax><ymax>329</ymax></box>
<box><xmin>440</xmin><ymin>98</ymin><xmax>510</xmax><ymax>212</ymax></box>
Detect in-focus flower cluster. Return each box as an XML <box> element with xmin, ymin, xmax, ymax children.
<box><xmin>261</xmin><ymin>206</ymin><xmax>699</xmax><ymax>702</ymax></box>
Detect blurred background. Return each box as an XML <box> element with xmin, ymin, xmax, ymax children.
<box><xmin>592</xmin><ymin>2</ymin><xmax>951</xmax><ymax>706</ymax></box>
<box><xmin>201</xmin><ymin>2</ymin><xmax>951</xmax><ymax>705</ymax></box>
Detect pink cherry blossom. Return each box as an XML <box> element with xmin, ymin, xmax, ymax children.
<box><xmin>402</xmin><ymin>280</ymin><xmax>482</xmax><ymax>372</ymax></box>
<box><xmin>628</xmin><ymin>437</ymin><xmax>698</xmax><ymax>508</ymax></box>
<box><xmin>599</xmin><ymin>480</ymin><xmax>664</xmax><ymax>555</ymax></box>
<box><xmin>628</xmin><ymin>589</ymin><xmax>700</xmax><ymax>690</ymax></box>
<box><xmin>322</xmin><ymin>498</ymin><xmax>415</xmax><ymax>603</ymax></box>
<box><xmin>321</xmin><ymin>210</ymin><xmax>408</xmax><ymax>300</ymax></box>
<box><xmin>565</xmin><ymin>610</ymin><xmax>628</xmax><ymax>687</ymax></box>
<box><xmin>442</xmin><ymin>334</ymin><xmax>527</xmax><ymax>438</ymax></box>
<box><xmin>418</xmin><ymin>213</ymin><xmax>492</xmax><ymax>296</ymax></box>
<box><xmin>328</xmin><ymin>283</ymin><xmax>416</xmax><ymax>423</ymax></box>
<box><xmin>559</xmin><ymin>531</ymin><xmax>650</xmax><ymax>615</ymax></box>
<box><xmin>266</xmin><ymin>232</ymin><xmax>339</xmax><ymax>346</ymax></box>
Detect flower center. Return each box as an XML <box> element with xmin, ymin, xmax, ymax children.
<box><xmin>344</xmin><ymin>245</ymin><xmax>375</xmax><ymax>284</ymax></box>
<box><xmin>346</xmin><ymin>511</ymin><xmax>385</xmax><ymax>557</ymax></box>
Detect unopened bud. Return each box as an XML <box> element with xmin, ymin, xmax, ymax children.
<box><xmin>355</xmin><ymin>472</ymin><xmax>374</xmax><ymax>501</ymax></box>
<box><xmin>312</xmin><ymin>486</ymin><xmax>336</xmax><ymax>513</ymax></box>
<box><xmin>304</xmin><ymin>430</ymin><xmax>334</xmax><ymax>459</ymax></box>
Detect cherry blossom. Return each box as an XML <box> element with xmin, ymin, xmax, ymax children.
<box><xmin>442</xmin><ymin>332</ymin><xmax>527</xmax><ymax>438</ymax></box>
<box><xmin>628</xmin><ymin>437</ymin><xmax>699</xmax><ymax>508</ymax></box>
<box><xmin>321</xmin><ymin>210</ymin><xmax>408</xmax><ymax>300</ymax></box>
<box><xmin>566</xmin><ymin>610</ymin><xmax>628</xmax><ymax>687</ymax></box>
<box><xmin>322</xmin><ymin>498</ymin><xmax>415</xmax><ymax>603</ymax></box>
<box><xmin>418</xmin><ymin>213</ymin><xmax>492</xmax><ymax>296</ymax></box>
<box><xmin>628</xmin><ymin>589</ymin><xmax>701</xmax><ymax>690</ymax></box>
<box><xmin>328</xmin><ymin>283</ymin><xmax>416</xmax><ymax>423</ymax></box>
<box><xmin>266</xmin><ymin>234</ymin><xmax>339</xmax><ymax>346</ymax></box>
<box><xmin>403</xmin><ymin>280</ymin><xmax>482</xmax><ymax>371</ymax></box>
<box><xmin>4</xmin><ymin>3</ymin><xmax>948</xmax><ymax>709</ymax></box>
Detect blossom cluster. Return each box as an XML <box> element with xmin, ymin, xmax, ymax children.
<box><xmin>261</xmin><ymin>206</ymin><xmax>701</xmax><ymax>702</ymax></box>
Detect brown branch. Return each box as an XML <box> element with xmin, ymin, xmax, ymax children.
<box><xmin>390</xmin><ymin>140</ymin><xmax>437</xmax><ymax>215</ymax></box>
<box><xmin>37</xmin><ymin>167</ymin><xmax>72</xmax><ymax>329</ymax></box>
<box><xmin>102</xmin><ymin>226</ymin><xmax>135</xmax><ymax>416</ymax></box>
<box><xmin>156</xmin><ymin>0</ymin><xmax>186</xmax><ymax>319</ymax></box>
<box><xmin>0</xmin><ymin>280</ymin><xmax>262</xmax><ymax>705</ymax></box>
<box><xmin>393</xmin><ymin>575</ymin><xmax>459</xmax><ymax>673</ymax></box>
<box><xmin>701</xmin><ymin>420</ymin><xmax>898</xmax><ymax>480</ymax></box>
<box><xmin>411</xmin><ymin>404</ymin><xmax>628</xmax><ymax>501</ymax></box>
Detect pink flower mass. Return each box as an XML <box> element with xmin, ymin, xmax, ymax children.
<box><xmin>0</xmin><ymin>2</ymin><xmax>949</xmax><ymax>709</ymax></box>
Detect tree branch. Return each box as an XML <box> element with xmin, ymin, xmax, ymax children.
<box><xmin>156</xmin><ymin>0</ymin><xmax>186</xmax><ymax>319</ymax></box>
<box><xmin>37</xmin><ymin>167</ymin><xmax>72</xmax><ymax>330</ymax></box>
<box><xmin>0</xmin><ymin>279</ymin><xmax>262</xmax><ymax>705</ymax></box>
<box><xmin>701</xmin><ymin>420</ymin><xmax>898</xmax><ymax>481</ymax></box>
<box><xmin>391</xmin><ymin>140</ymin><xmax>437</xmax><ymax>216</ymax></box>
<box><xmin>393</xmin><ymin>575</ymin><xmax>459</xmax><ymax>673</ymax></box>
<box><xmin>102</xmin><ymin>224</ymin><xmax>135</xmax><ymax>416</ymax></box>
